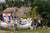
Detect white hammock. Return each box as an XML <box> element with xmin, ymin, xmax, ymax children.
<box><xmin>17</xmin><ymin>18</ymin><xmax>32</xmax><ymax>29</ymax></box>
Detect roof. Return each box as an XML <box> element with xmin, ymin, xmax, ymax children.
<box><xmin>3</xmin><ymin>7</ymin><xmax>31</xmax><ymax>19</ymax></box>
<box><xmin>3</xmin><ymin>7</ymin><xmax>19</xmax><ymax>12</ymax></box>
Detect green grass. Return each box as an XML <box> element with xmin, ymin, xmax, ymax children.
<box><xmin>0</xmin><ymin>26</ymin><xmax>50</xmax><ymax>33</ymax></box>
<box><xmin>0</xmin><ymin>25</ymin><xmax>50</xmax><ymax>33</ymax></box>
<box><xmin>1</xmin><ymin>29</ymin><xmax>50</xmax><ymax>33</ymax></box>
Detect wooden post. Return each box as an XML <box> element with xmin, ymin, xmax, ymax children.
<box><xmin>13</xmin><ymin>24</ymin><xmax>15</xmax><ymax>31</ymax></box>
<box><xmin>13</xmin><ymin>9</ymin><xmax>16</xmax><ymax>31</ymax></box>
<box><xmin>0</xmin><ymin>21</ymin><xmax>1</xmax><ymax>30</ymax></box>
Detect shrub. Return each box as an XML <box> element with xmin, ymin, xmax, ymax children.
<box><xmin>22</xmin><ymin>15</ymin><xmax>29</xmax><ymax>19</ymax></box>
<box><xmin>41</xmin><ymin>19</ymin><xmax>48</xmax><ymax>26</ymax></box>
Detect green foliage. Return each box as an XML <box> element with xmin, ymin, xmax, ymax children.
<box><xmin>5</xmin><ymin>0</ymin><xmax>26</xmax><ymax>7</ymax></box>
<box><xmin>0</xmin><ymin>7</ymin><xmax>3</xmax><ymax>12</ymax></box>
<box><xmin>33</xmin><ymin>6</ymin><xmax>38</xmax><ymax>17</ymax></box>
<box><xmin>28</xmin><ymin>6</ymin><xmax>41</xmax><ymax>20</ymax></box>
<box><xmin>22</xmin><ymin>15</ymin><xmax>29</xmax><ymax>19</ymax></box>
<box><xmin>28</xmin><ymin>9</ymin><xmax>32</xmax><ymax>16</ymax></box>
<box><xmin>0</xmin><ymin>3</ymin><xmax>7</xmax><ymax>12</ymax></box>
<box><xmin>41</xmin><ymin>19</ymin><xmax>48</xmax><ymax>26</ymax></box>
<box><xmin>33</xmin><ymin>6</ymin><xmax>41</xmax><ymax>20</ymax></box>
<box><xmin>34</xmin><ymin>0</ymin><xmax>50</xmax><ymax>22</ymax></box>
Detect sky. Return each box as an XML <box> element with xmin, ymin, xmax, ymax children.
<box><xmin>0</xmin><ymin>0</ymin><xmax>5</xmax><ymax>2</ymax></box>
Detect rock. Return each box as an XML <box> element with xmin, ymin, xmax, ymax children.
<box><xmin>38</xmin><ymin>27</ymin><xmax>41</xmax><ymax>29</ymax></box>
<box><xmin>30</xmin><ymin>26</ymin><xmax>33</xmax><ymax>30</ymax></box>
<box><xmin>48</xmin><ymin>27</ymin><xmax>50</xmax><ymax>29</ymax></box>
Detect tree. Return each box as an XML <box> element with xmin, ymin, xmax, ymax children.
<box><xmin>0</xmin><ymin>3</ymin><xmax>6</xmax><ymax>12</ymax></box>
<box><xmin>28</xmin><ymin>6</ymin><xmax>40</xmax><ymax>20</ymax></box>
<box><xmin>5</xmin><ymin>0</ymin><xmax>35</xmax><ymax>7</ymax></box>
<box><xmin>0</xmin><ymin>7</ymin><xmax>3</xmax><ymax>12</ymax></box>
<box><xmin>33</xmin><ymin>6</ymin><xmax>40</xmax><ymax>20</ymax></box>
<box><xmin>33</xmin><ymin>0</ymin><xmax>50</xmax><ymax>27</ymax></box>
<box><xmin>34</xmin><ymin>0</ymin><xmax>50</xmax><ymax>20</ymax></box>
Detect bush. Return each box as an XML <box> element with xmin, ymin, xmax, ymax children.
<box><xmin>41</xmin><ymin>19</ymin><xmax>48</xmax><ymax>26</ymax></box>
<box><xmin>0</xmin><ymin>7</ymin><xmax>3</xmax><ymax>12</ymax></box>
<box><xmin>22</xmin><ymin>15</ymin><xmax>29</xmax><ymax>19</ymax></box>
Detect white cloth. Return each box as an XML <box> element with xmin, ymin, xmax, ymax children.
<box><xmin>17</xmin><ymin>18</ymin><xmax>32</xmax><ymax>29</ymax></box>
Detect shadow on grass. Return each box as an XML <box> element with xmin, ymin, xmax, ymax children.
<box><xmin>0</xmin><ymin>24</ymin><xmax>49</xmax><ymax>32</ymax></box>
<box><xmin>0</xmin><ymin>27</ymin><xmax>13</xmax><ymax>32</ymax></box>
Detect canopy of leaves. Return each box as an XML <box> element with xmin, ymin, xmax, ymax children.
<box><xmin>34</xmin><ymin>0</ymin><xmax>50</xmax><ymax>20</ymax></box>
<box><xmin>28</xmin><ymin>6</ymin><xmax>41</xmax><ymax>20</ymax></box>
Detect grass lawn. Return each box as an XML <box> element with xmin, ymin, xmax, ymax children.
<box><xmin>0</xmin><ymin>29</ymin><xmax>50</xmax><ymax>33</ymax></box>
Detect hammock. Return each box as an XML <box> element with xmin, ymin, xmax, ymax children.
<box><xmin>17</xmin><ymin>18</ymin><xmax>32</xmax><ymax>29</ymax></box>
